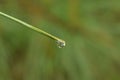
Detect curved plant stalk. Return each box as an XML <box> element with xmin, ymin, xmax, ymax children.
<box><xmin>0</xmin><ymin>11</ymin><xmax>65</xmax><ymax>48</ymax></box>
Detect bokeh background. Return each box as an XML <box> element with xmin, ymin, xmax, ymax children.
<box><xmin>0</xmin><ymin>0</ymin><xmax>120</xmax><ymax>80</ymax></box>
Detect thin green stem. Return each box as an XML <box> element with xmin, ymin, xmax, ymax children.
<box><xmin>0</xmin><ymin>11</ymin><xmax>65</xmax><ymax>47</ymax></box>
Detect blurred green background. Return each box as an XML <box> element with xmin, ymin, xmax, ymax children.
<box><xmin>0</xmin><ymin>0</ymin><xmax>120</xmax><ymax>80</ymax></box>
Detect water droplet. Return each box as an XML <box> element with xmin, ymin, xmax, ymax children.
<box><xmin>56</xmin><ymin>40</ymin><xmax>66</xmax><ymax>48</ymax></box>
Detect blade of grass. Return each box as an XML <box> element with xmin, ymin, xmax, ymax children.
<box><xmin>0</xmin><ymin>11</ymin><xmax>65</xmax><ymax>48</ymax></box>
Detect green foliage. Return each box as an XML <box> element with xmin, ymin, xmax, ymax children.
<box><xmin>0</xmin><ymin>0</ymin><xmax>120</xmax><ymax>80</ymax></box>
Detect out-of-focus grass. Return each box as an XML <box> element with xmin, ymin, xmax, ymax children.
<box><xmin>0</xmin><ymin>0</ymin><xmax>120</xmax><ymax>80</ymax></box>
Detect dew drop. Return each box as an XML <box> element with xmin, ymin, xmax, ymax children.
<box><xmin>56</xmin><ymin>40</ymin><xmax>66</xmax><ymax>48</ymax></box>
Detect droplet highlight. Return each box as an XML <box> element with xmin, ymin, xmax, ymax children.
<box><xmin>56</xmin><ymin>40</ymin><xmax>66</xmax><ymax>48</ymax></box>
